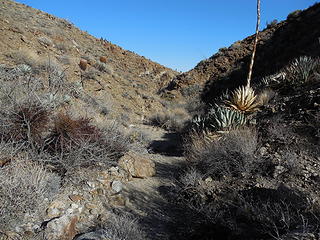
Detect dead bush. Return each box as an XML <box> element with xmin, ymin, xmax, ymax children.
<box><xmin>0</xmin><ymin>158</ymin><xmax>60</xmax><ymax>232</ymax></box>
<box><xmin>10</xmin><ymin>48</ymin><xmax>39</xmax><ymax>69</ymax></box>
<box><xmin>44</xmin><ymin>114</ymin><xmax>130</xmax><ymax>171</ymax></box>
<box><xmin>175</xmin><ymin>177</ymin><xmax>320</xmax><ymax>240</ymax></box>
<box><xmin>46</xmin><ymin>113</ymin><xmax>102</xmax><ymax>153</ymax></box>
<box><xmin>148</xmin><ymin>108</ymin><xmax>189</xmax><ymax>131</ymax></box>
<box><xmin>186</xmin><ymin>127</ymin><xmax>258</xmax><ymax>179</ymax></box>
<box><xmin>99</xmin><ymin>213</ymin><xmax>146</xmax><ymax>240</ymax></box>
<box><xmin>0</xmin><ymin>99</ymin><xmax>50</xmax><ymax>148</ymax></box>
<box><xmin>94</xmin><ymin>62</ymin><xmax>113</xmax><ymax>74</ymax></box>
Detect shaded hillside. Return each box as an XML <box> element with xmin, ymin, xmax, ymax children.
<box><xmin>0</xmin><ymin>0</ymin><xmax>177</xmax><ymax>122</ymax></box>
<box><xmin>167</xmin><ymin>2</ymin><xmax>320</xmax><ymax>102</ymax></box>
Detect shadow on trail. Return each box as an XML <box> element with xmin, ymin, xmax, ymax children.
<box><xmin>148</xmin><ymin>132</ymin><xmax>183</xmax><ymax>157</ymax></box>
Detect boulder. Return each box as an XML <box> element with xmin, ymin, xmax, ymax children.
<box><xmin>45</xmin><ymin>213</ymin><xmax>78</xmax><ymax>240</ymax></box>
<box><xmin>118</xmin><ymin>151</ymin><xmax>156</xmax><ymax>178</ymax></box>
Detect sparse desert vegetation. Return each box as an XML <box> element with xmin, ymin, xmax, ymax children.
<box><xmin>0</xmin><ymin>0</ymin><xmax>319</xmax><ymax>239</ymax></box>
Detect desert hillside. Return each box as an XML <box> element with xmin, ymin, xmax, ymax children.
<box><xmin>0</xmin><ymin>1</ymin><xmax>319</xmax><ymax>240</ymax></box>
<box><xmin>0</xmin><ymin>0</ymin><xmax>178</xmax><ymax>123</ymax></box>
<box><xmin>166</xmin><ymin>2</ymin><xmax>320</xmax><ymax>102</ymax></box>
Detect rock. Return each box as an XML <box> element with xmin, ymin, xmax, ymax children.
<box><xmin>109</xmin><ymin>194</ymin><xmax>127</xmax><ymax>206</ymax></box>
<box><xmin>273</xmin><ymin>165</ymin><xmax>286</xmax><ymax>178</ymax></box>
<box><xmin>86</xmin><ymin>181</ymin><xmax>96</xmax><ymax>189</ymax></box>
<box><xmin>99</xmin><ymin>56</ymin><xmax>107</xmax><ymax>63</ymax></box>
<box><xmin>45</xmin><ymin>214</ymin><xmax>78</xmax><ymax>240</ymax></box>
<box><xmin>74</xmin><ymin>229</ymin><xmax>106</xmax><ymax>240</ymax></box>
<box><xmin>259</xmin><ymin>147</ymin><xmax>268</xmax><ymax>156</ymax></box>
<box><xmin>69</xmin><ymin>194</ymin><xmax>83</xmax><ymax>202</ymax></box>
<box><xmin>0</xmin><ymin>157</ymin><xmax>10</xmax><ymax>167</ymax></box>
<box><xmin>111</xmin><ymin>180</ymin><xmax>123</xmax><ymax>193</ymax></box>
<box><xmin>79</xmin><ymin>59</ymin><xmax>88</xmax><ymax>71</ymax></box>
<box><xmin>46</xmin><ymin>200</ymin><xmax>66</xmax><ymax>218</ymax></box>
<box><xmin>118</xmin><ymin>151</ymin><xmax>156</xmax><ymax>178</ymax></box>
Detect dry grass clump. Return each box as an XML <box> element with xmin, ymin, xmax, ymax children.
<box><xmin>94</xmin><ymin>61</ymin><xmax>113</xmax><ymax>74</ymax></box>
<box><xmin>186</xmin><ymin>127</ymin><xmax>258</xmax><ymax>179</ymax></box>
<box><xmin>97</xmin><ymin>213</ymin><xmax>146</xmax><ymax>240</ymax></box>
<box><xmin>148</xmin><ymin>108</ymin><xmax>189</xmax><ymax>131</ymax></box>
<box><xmin>38</xmin><ymin>36</ymin><xmax>53</xmax><ymax>47</ymax></box>
<box><xmin>0</xmin><ymin>158</ymin><xmax>60</xmax><ymax>232</ymax></box>
<box><xmin>10</xmin><ymin>48</ymin><xmax>40</xmax><ymax>69</ymax></box>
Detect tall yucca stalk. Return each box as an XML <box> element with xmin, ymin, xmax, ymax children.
<box><xmin>247</xmin><ymin>0</ymin><xmax>261</xmax><ymax>88</ymax></box>
<box><xmin>225</xmin><ymin>0</ymin><xmax>261</xmax><ymax>112</ymax></box>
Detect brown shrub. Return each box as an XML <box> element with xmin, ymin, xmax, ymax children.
<box><xmin>6</xmin><ymin>103</ymin><xmax>50</xmax><ymax>145</ymax></box>
<box><xmin>47</xmin><ymin>113</ymin><xmax>101</xmax><ymax>153</ymax></box>
<box><xmin>44</xmin><ymin>114</ymin><xmax>130</xmax><ymax>171</ymax></box>
<box><xmin>79</xmin><ymin>59</ymin><xmax>88</xmax><ymax>71</ymax></box>
<box><xmin>99</xmin><ymin>56</ymin><xmax>107</xmax><ymax>63</ymax></box>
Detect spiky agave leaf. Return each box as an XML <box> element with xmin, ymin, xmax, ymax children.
<box><xmin>225</xmin><ymin>85</ymin><xmax>260</xmax><ymax>112</ymax></box>
<box><xmin>286</xmin><ymin>56</ymin><xmax>319</xmax><ymax>83</ymax></box>
<box><xmin>191</xmin><ymin>114</ymin><xmax>207</xmax><ymax>133</ymax></box>
<box><xmin>206</xmin><ymin>105</ymin><xmax>246</xmax><ymax>131</ymax></box>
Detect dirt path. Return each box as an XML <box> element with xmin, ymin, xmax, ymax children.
<box><xmin>122</xmin><ymin>124</ymin><xmax>186</xmax><ymax>239</ymax></box>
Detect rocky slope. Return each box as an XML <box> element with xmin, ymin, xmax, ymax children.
<box><xmin>167</xmin><ymin>2</ymin><xmax>320</xmax><ymax>102</ymax></box>
<box><xmin>0</xmin><ymin>0</ymin><xmax>178</xmax><ymax>123</ymax></box>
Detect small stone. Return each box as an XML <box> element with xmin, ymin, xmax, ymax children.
<box><xmin>259</xmin><ymin>147</ymin><xmax>268</xmax><ymax>156</ymax></box>
<box><xmin>69</xmin><ymin>194</ymin><xmax>83</xmax><ymax>202</ymax></box>
<box><xmin>87</xmin><ymin>181</ymin><xmax>96</xmax><ymax>189</ymax></box>
<box><xmin>205</xmin><ymin>177</ymin><xmax>213</xmax><ymax>183</ymax></box>
<box><xmin>47</xmin><ymin>200</ymin><xmax>66</xmax><ymax>218</ymax></box>
<box><xmin>111</xmin><ymin>180</ymin><xmax>123</xmax><ymax>193</ymax></box>
<box><xmin>109</xmin><ymin>194</ymin><xmax>127</xmax><ymax>206</ymax></box>
<box><xmin>0</xmin><ymin>157</ymin><xmax>11</xmax><ymax>167</ymax></box>
<box><xmin>85</xmin><ymin>203</ymin><xmax>97</xmax><ymax>210</ymax></box>
<box><xmin>89</xmin><ymin>209</ymin><xmax>99</xmax><ymax>215</ymax></box>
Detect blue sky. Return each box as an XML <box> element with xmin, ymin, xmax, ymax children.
<box><xmin>16</xmin><ymin>0</ymin><xmax>318</xmax><ymax>72</ymax></box>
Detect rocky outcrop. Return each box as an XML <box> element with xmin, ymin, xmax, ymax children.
<box><xmin>118</xmin><ymin>151</ymin><xmax>156</xmax><ymax>178</ymax></box>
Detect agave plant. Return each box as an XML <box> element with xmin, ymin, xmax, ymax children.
<box><xmin>286</xmin><ymin>56</ymin><xmax>319</xmax><ymax>83</ymax></box>
<box><xmin>191</xmin><ymin>115</ymin><xmax>207</xmax><ymax>133</ymax></box>
<box><xmin>225</xmin><ymin>85</ymin><xmax>260</xmax><ymax>112</ymax></box>
<box><xmin>206</xmin><ymin>105</ymin><xmax>247</xmax><ymax>131</ymax></box>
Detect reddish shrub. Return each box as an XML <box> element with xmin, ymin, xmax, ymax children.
<box><xmin>46</xmin><ymin>113</ymin><xmax>101</xmax><ymax>153</ymax></box>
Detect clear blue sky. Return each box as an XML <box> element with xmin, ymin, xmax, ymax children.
<box><xmin>15</xmin><ymin>0</ymin><xmax>318</xmax><ymax>72</ymax></box>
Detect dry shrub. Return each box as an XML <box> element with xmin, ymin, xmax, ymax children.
<box><xmin>148</xmin><ymin>108</ymin><xmax>189</xmax><ymax>131</ymax></box>
<box><xmin>46</xmin><ymin>113</ymin><xmax>101</xmax><ymax>153</ymax></box>
<box><xmin>94</xmin><ymin>62</ymin><xmax>113</xmax><ymax>74</ymax></box>
<box><xmin>99</xmin><ymin>213</ymin><xmax>146</xmax><ymax>240</ymax></box>
<box><xmin>45</xmin><ymin>114</ymin><xmax>130</xmax><ymax>171</ymax></box>
<box><xmin>0</xmin><ymin>158</ymin><xmax>60</xmax><ymax>232</ymax></box>
<box><xmin>186</xmin><ymin>127</ymin><xmax>258</xmax><ymax>179</ymax></box>
<box><xmin>10</xmin><ymin>48</ymin><xmax>39</xmax><ymax>68</ymax></box>
<box><xmin>10</xmin><ymin>103</ymin><xmax>50</xmax><ymax>143</ymax></box>
<box><xmin>38</xmin><ymin>36</ymin><xmax>53</xmax><ymax>47</ymax></box>
<box><xmin>0</xmin><ymin>100</ymin><xmax>50</xmax><ymax>147</ymax></box>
